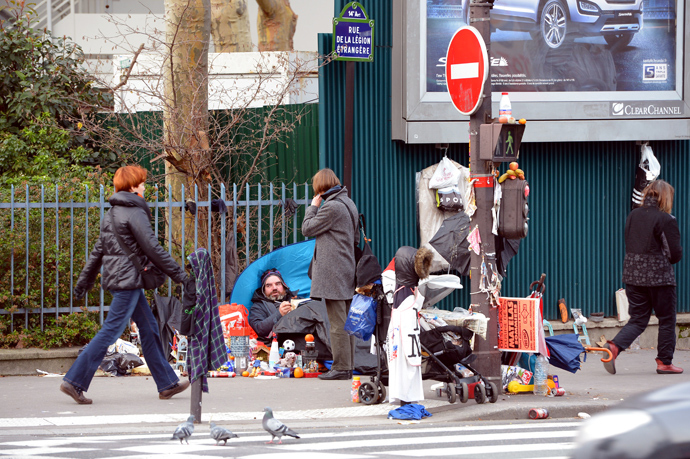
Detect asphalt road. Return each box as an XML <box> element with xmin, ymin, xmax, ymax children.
<box><xmin>0</xmin><ymin>418</ymin><xmax>583</xmax><ymax>458</ymax></box>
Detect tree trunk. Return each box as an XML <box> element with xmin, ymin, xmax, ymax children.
<box><xmin>163</xmin><ymin>0</ymin><xmax>212</xmax><ymax>247</ymax></box>
<box><xmin>256</xmin><ymin>0</ymin><xmax>297</xmax><ymax>51</ymax></box>
<box><xmin>211</xmin><ymin>0</ymin><xmax>252</xmax><ymax>52</ymax></box>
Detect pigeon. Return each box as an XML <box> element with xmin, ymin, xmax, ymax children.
<box><xmin>262</xmin><ymin>407</ymin><xmax>300</xmax><ymax>444</ymax></box>
<box><xmin>210</xmin><ymin>421</ymin><xmax>239</xmax><ymax>446</ymax></box>
<box><xmin>171</xmin><ymin>415</ymin><xmax>195</xmax><ymax>444</ymax></box>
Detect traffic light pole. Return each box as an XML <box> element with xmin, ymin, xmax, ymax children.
<box><xmin>468</xmin><ymin>1</ymin><xmax>502</xmax><ymax>392</ymax></box>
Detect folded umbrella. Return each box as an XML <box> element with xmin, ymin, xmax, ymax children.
<box><xmin>545</xmin><ymin>334</ymin><xmax>586</xmax><ymax>374</ymax></box>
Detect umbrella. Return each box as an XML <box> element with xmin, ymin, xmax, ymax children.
<box><xmin>229</xmin><ymin>239</ymin><xmax>316</xmax><ymax>309</ymax></box>
<box><xmin>429</xmin><ymin>212</ymin><xmax>471</xmax><ymax>275</ymax></box>
<box><xmin>496</xmin><ymin>237</ymin><xmax>521</xmax><ymax>277</ymax></box>
<box><xmin>545</xmin><ymin>334</ymin><xmax>586</xmax><ymax>374</ymax></box>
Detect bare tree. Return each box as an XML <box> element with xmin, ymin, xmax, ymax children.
<box><xmin>211</xmin><ymin>0</ymin><xmax>252</xmax><ymax>52</ymax></box>
<box><xmin>257</xmin><ymin>0</ymin><xmax>298</xmax><ymax>51</ymax></box>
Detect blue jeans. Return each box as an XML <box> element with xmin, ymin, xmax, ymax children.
<box><xmin>64</xmin><ymin>289</ymin><xmax>179</xmax><ymax>393</ymax></box>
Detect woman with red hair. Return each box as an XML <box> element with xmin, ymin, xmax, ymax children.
<box><xmin>61</xmin><ymin>165</ymin><xmax>193</xmax><ymax>404</ymax></box>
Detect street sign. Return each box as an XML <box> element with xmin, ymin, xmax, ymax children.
<box><xmin>333</xmin><ymin>2</ymin><xmax>374</xmax><ymax>62</ymax></box>
<box><xmin>445</xmin><ymin>26</ymin><xmax>488</xmax><ymax>115</ymax></box>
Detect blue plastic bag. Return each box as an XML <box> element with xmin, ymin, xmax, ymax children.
<box><xmin>344</xmin><ymin>294</ymin><xmax>377</xmax><ymax>341</ymax></box>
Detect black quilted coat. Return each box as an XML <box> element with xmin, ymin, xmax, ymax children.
<box><xmin>75</xmin><ymin>191</ymin><xmax>187</xmax><ymax>292</ymax></box>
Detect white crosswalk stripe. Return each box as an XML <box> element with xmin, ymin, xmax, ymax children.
<box><xmin>0</xmin><ymin>420</ymin><xmax>582</xmax><ymax>458</ymax></box>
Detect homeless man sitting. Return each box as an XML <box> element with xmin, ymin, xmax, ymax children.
<box><xmin>249</xmin><ymin>269</ymin><xmax>297</xmax><ymax>345</ymax></box>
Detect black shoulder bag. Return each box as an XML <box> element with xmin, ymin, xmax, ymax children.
<box><xmin>110</xmin><ymin>208</ymin><xmax>167</xmax><ymax>290</ymax></box>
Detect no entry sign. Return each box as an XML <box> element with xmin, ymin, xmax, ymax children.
<box><xmin>445</xmin><ymin>26</ymin><xmax>488</xmax><ymax>115</ymax></box>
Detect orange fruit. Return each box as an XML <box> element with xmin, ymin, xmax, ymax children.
<box><xmin>305</xmin><ymin>334</ymin><xmax>314</xmax><ymax>342</ymax></box>
<box><xmin>519</xmin><ymin>118</ymin><xmax>527</xmax><ymax>125</ymax></box>
<box><xmin>241</xmin><ymin>371</ymin><xmax>249</xmax><ymax>377</ymax></box>
<box><xmin>294</xmin><ymin>367</ymin><xmax>304</xmax><ymax>378</ymax></box>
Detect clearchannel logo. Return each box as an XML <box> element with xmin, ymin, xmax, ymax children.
<box><xmin>611</xmin><ymin>101</ymin><xmax>684</xmax><ymax>117</ymax></box>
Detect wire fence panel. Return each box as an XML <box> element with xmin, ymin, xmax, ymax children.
<box><xmin>0</xmin><ymin>183</ymin><xmax>311</xmax><ymax>328</ymax></box>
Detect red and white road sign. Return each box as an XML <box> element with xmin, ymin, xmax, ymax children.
<box><xmin>445</xmin><ymin>26</ymin><xmax>488</xmax><ymax>116</ymax></box>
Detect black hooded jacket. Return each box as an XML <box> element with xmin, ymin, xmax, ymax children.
<box><xmin>75</xmin><ymin>191</ymin><xmax>187</xmax><ymax>292</ymax></box>
<box><xmin>248</xmin><ymin>286</ymin><xmax>296</xmax><ymax>344</ymax></box>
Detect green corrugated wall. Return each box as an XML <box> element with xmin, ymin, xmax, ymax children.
<box><xmin>318</xmin><ymin>0</ymin><xmax>690</xmax><ymax>319</ymax></box>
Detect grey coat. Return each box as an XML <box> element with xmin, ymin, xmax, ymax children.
<box><xmin>75</xmin><ymin>191</ymin><xmax>187</xmax><ymax>292</ymax></box>
<box><xmin>301</xmin><ymin>187</ymin><xmax>359</xmax><ymax>300</ymax></box>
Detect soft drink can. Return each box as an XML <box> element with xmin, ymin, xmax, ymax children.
<box><xmin>529</xmin><ymin>408</ymin><xmax>549</xmax><ymax>419</ymax></box>
<box><xmin>552</xmin><ymin>387</ymin><xmax>566</xmax><ymax>396</ymax></box>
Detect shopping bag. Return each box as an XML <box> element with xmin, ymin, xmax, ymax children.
<box><xmin>435</xmin><ymin>186</ymin><xmax>464</xmax><ymax>212</ymax></box>
<box><xmin>615</xmin><ymin>288</ymin><xmax>629</xmax><ymax>322</ymax></box>
<box><xmin>429</xmin><ymin>157</ymin><xmax>461</xmax><ymax>189</ymax></box>
<box><xmin>344</xmin><ymin>294</ymin><xmax>377</xmax><ymax>341</ymax></box>
<box><xmin>631</xmin><ymin>144</ymin><xmax>661</xmax><ymax>209</ymax></box>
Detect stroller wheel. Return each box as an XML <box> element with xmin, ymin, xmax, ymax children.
<box><xmin>376</xmin><ymin>381</ymin><xmax>387</xmax><ymax>404</ymax></box>
<box><xmin>359</xmin><ymin>382</ymin><xmax>379</xmax><ymax>405</ymax></box>
<box><xmin>460</xmin><ymin>382</ymin><xmax>469</xmax><ymax>403</ymax></box>
<box><xmin>488</xmin><ymin>382</ymin><xmax>499</xmax><ymax>403</ymax></box>
<box><xmin>445</xmin><ymin>383</ymin><xmax>457</xmax><ymax>404</ymax></box>
<box><xmin>474</xmin><ymin>383</ymin><xmax>486</xmax><ymax>404</ymax></box>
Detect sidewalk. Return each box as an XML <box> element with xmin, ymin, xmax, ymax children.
<box><xmin>0</xmin><ymin>348</ymin><xmax>688</xmax><ymax>436</ymax></box>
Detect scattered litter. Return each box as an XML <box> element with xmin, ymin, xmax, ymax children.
<box><xmin>578</xmin><ymin>412</ymin><xmax>591</xmax><ymax>419</ymax></box>
<box><xmin>36</xmin><ymin>369</ymin><xmax>63</xmax><ymax>377</ymax></box>
<box><xmin>397</xmin><ymin>420</ymin><xmax>421</xmax><ymax>425</ymax></box>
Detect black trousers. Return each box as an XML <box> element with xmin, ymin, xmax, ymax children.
<box><xmin>612</xmin><ymin>284</ymin><xmax>677</xmax><ymax>365</ymax></box>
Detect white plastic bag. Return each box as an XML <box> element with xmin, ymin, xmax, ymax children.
<box><xmin>429</xmin><ymin>156</ymin><xmax>461</xmax><ymax>189</ymax></box>
<box><xmin>640</xmin><ymin>144</ymin><xmax>660</xmax><ymax>182</ymax></box>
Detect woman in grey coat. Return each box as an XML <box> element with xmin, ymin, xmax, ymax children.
<box><xmin>302</xmin><ymin>168</ymin><xmax>359</xmax><ymax>380</ymax></box>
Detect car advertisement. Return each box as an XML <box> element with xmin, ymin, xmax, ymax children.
<box><xmin>426</xmin><ymin>0</ymin><xmax>677</xmax><ymax>93</ymax></box>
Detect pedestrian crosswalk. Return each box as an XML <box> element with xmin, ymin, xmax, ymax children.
<box><xmin>0</xmin><ymin>420</ymin><xmax>582</xmax><ymax>458</ymax></box>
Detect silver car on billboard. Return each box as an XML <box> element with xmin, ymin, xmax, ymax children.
<box><xmin>461</xmin><ymin>0</ymin><xmax>644</xmax><ymax>49</ymax></box>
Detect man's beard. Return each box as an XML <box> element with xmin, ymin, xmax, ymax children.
<box><xmin>267</xmin><ymin>291</ymin><xmax>284</xmax><ymax>301</ymax></box>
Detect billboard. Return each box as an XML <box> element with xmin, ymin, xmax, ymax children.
<box><xmin>392</xmin><ymin>0</ymin><xmax>689</xmax><ymax>143</ymax></box>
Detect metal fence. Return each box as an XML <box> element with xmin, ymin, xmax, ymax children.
<box><xmin>0</xmin><ymin>182</ymin><xmax>311</xmax><ymax>329</ymax></box>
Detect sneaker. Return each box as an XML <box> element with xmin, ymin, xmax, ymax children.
<box><xmin>655</xmin><ymin>359</ymin><xmax>684</xmax><ymax>374</ymax></box>
<box><xmin>603</xmin><ymin>341</ymin><xmax>619</xmax><ymax>375</ymax></box>
<box><xmin>159</xmin><ymin>380</ymin><xmax>191</xmax><ymax>399</ymax></box>
<box><xmin>60</xmin><ymin>381</ymin><xmax>93</xmax><ymax>405</ymax></box>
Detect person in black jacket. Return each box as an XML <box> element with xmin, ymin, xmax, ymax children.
<box><xmin>604</xmin><ymin>180</ymin><xmax>683</xmax><ymax>375</ymax></box>
<box><xmin>60</xmin><ymin>165</ymin><xmax>194</xmax><ymax>404</ymax></box>
<box><xmin>248</xmin><ymin>269</ymin><xmax>296</xmax><ymax>345</ymax></box>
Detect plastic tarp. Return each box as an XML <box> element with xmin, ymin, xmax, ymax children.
<box><xmin>229</xmin><ymin>239</ymin><xmax>316</xmax><ymax>309</ymax></box>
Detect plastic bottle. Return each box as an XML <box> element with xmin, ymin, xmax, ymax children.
<box><xmin>269</xmin><ymin>334</ymin><xmax>280</xmax><ymax>369</ymax></box>
<box><xmin>533</xmin><ymin>354</ymin><xmax>549</xmax><ymax>396</ymax></box>
<box><xmin>351</xmin><ymin>376</ymin><xmax>361</xmax><ymax>403</ymax></box>
<box><xmin>499</xmin><ymin>92</ymin><xmax>512</xmax><ymax>123</ymax></box>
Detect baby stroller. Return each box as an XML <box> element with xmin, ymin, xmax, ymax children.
<box><xmin>357</xmin><ymin>271</ymin><xmax>498</xmax><ymax>405</ymax></box>
<box><xmin>419</xmin><ymin>323</ymin><xmax>499</xmax><ymax>404</ymax></box>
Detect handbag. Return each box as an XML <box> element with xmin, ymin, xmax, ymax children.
<box><xmin>110</xmin><ymin>209</ymin><xmax>167</xmax><ymax>290</ymax></box>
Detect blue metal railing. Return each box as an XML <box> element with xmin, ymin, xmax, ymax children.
<box><xmin>0</xmin><ymin>182</ymin><xmax>311</xmax><ymax>328</ymax></box>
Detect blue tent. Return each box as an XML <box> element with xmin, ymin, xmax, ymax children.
<box><xmin>229</xmin><ymin>239</ymin><xmax>315</xmax><ymax>308</ymax></box>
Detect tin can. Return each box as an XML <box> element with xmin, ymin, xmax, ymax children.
<box><xmin>551</xmin><ymin>387</ymin><xmax>566</xmax><ymax>396</ymax></box>
<box><xmin>529</xmin><ymin>408</ymin><xmax>549</xmax><ymax>419</ymax></box>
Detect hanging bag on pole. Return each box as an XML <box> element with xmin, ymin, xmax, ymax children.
<box><xmin>631</xmin><ymin>143</ymin><xmax>661</xmax><ymax>209</ymax></box>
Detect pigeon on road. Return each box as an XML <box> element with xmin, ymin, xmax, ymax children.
<box><xmin>210</xmin><ymin>421</ymin><xmax>239</xmax><ymax>446</ymax></box>
<box><xmin>262</xmin><ymin>407</ymin><xmax>300</xmax><ymax>444</ymax></box>
<box><xmin>171</xmin><ymin>415</ymin><xmax>195</xmax><ymax>444</ymax></box>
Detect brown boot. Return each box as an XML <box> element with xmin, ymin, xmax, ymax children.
<box><xmin>60</xmin><ymin>381</ymin><xmax>93</xmax><ymax>405</ymax></box>
<box><xmin>603</xmin><ymin>341</ymin><xmax>620</xmax><ymax>375</ymax></box>
<box><xmin>656</xmin><ymin>359</ymin><xmax>684</xmax><ymax>374</ymax></box>
<box><xmin>159</xmin><ymin>379</ymin><xmax>191</xmax><ymax>399</ymax></box>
